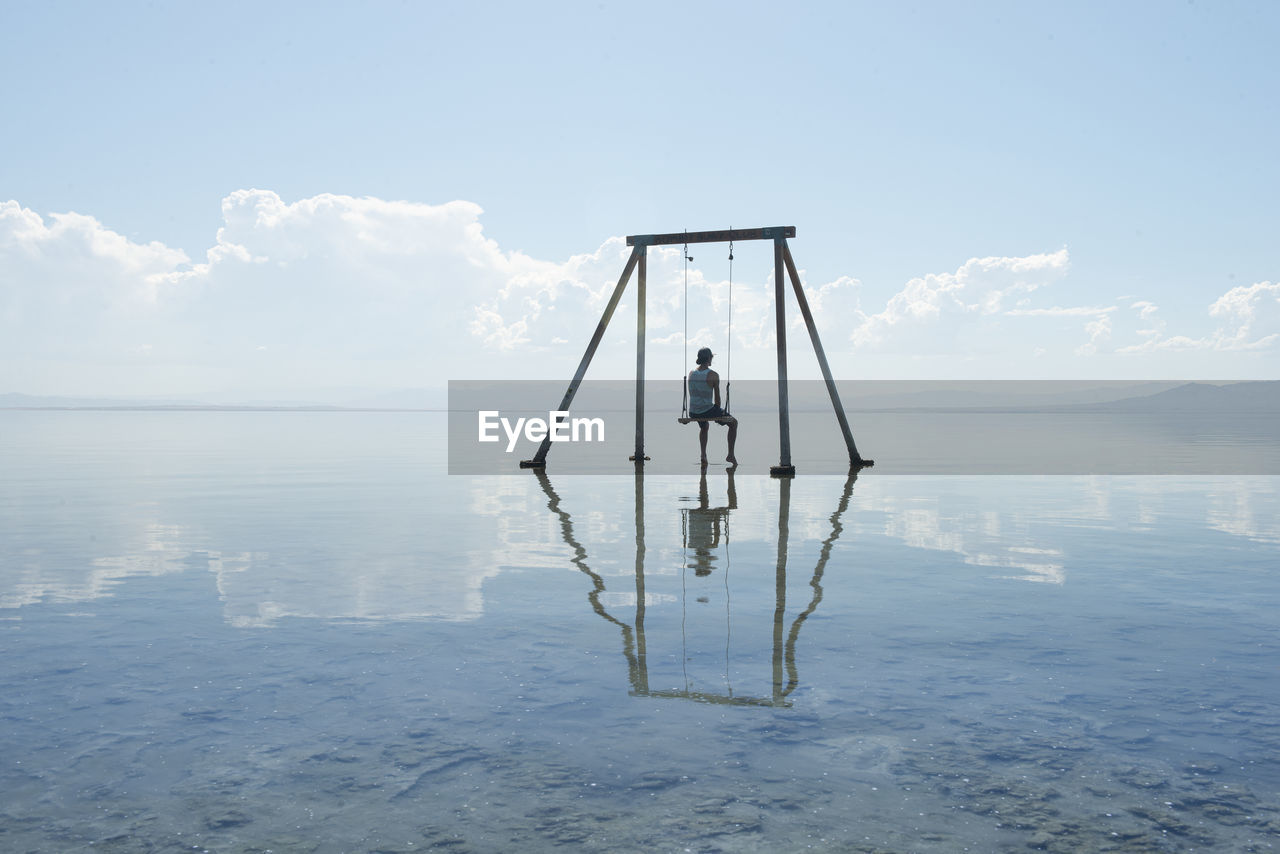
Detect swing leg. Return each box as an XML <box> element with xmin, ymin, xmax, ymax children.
<box><xmin>521</xmin><ymin>246</ymin><xmax>641</xmax><ymax>468</ymax></box>
<box><xmin>631</xmin><ymin>248</ymin><xmax>649</xmax><ymax>464</ymax></box>
<box><xmin>770</xmin><ymin>237</ymin><xmax>795</xmax><ymax>477</ymax></box>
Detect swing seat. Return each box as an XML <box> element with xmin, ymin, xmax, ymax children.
<box><xmin>677</xmin><ymin>414</ymin><xmax>734</xmax><ymax>425</ymax></box>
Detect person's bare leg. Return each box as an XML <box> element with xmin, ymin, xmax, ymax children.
<box><xmin>699</xmin><ymin>422</ymin><xmax>709</xmax><ymax>466</ymax></box>
<box><xmin>725</xmin><ymin>417</ymin><xmax>738</xmax><ymax>465</ymax></box>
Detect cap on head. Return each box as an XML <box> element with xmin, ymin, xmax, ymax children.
<box><xmin>696</xmin><ymin>347</ymin><xmax>714</xmax><ymax>365</ymax></box>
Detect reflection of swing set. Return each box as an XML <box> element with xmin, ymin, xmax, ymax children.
<box><xmin>533</xmin><ymin>469</ymin><xmax>859</xmax><ymax>707</ymax></box>
<box><xmin>519</xmin><ymin>227</ymin><xmax>873</xmax><ymax>476</ymax></box>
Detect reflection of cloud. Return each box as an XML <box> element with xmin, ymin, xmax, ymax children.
<box><xmin>1089</xmin><ymin>477</ymin><xmax>1280</xmax><ymax>546</ymax></box>
<box><xmin>8</xmin><ymin>471</ymin><xmax>1274</xmax><ymax>626</ymax></box>
<box><xmin>860</xmin><ymin>478</ymin><xmax>1278</xmax><ymax>587</ymax></box>
<box><xmin>213</xmin><ymin>554</ymin><xmax>498</xmax><ymax>628</ymax></box>
<box><xmin>3</xmin><ymin>517</ymin><xmax>501</xmax><ymax>626</ymax></box>
<box><xmin>983</xmin><ymin>547</ymin><xmax>1065</xmax><ymax>585</ymax></box>
<box><xmin>1</xmin><ymin>524</ymin><xmax>193</xmax><ymax>609</ymax></box>
<box><xmin>879</xmin><ymin>500</ymin><xmax>1066</xmax><ymax>584</ymax></box>
<box><xmin>1205</xmin><ymin>480</ymin><xmax>1280</xmax><ymax>545</ymax></box>
<box><xmin>598</xmin><ymin>591</ymin><xmax>677</xmax><ymax>608</ymax></box>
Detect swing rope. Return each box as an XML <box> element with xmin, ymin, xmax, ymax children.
<box><xmin>725</xmin><ymin>234</ymin><xmax>733</xmax><ymax>414</ymax></box>
<box><xmin>679</xmin><ymin>230</ymin><xmax>735</xmax><ymax>420</ymax></box>
<box><xmin>681</xmin><ymin>232</ymin><xmax>691</xmax><ymax>419</ymax></box>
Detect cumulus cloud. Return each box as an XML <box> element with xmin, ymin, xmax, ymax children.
<box><xmin>467</xmin><ymin>235</ymin><xmax>641</xmax><ymax>354</ymax></box>
<box><xmin>2</xmin><ymin>191</ymin><xmax>619</xmax><ymax>392</ymax></box>
<box><xmin>1115</xmin><ymin>300</ymin><xmax>1171</xmax><ymax>353</ymax></box>
<box><xmin>1116</xmin><ymin>283</ymin><xmax>1279</xmax><ymax>353</ymax></box>
<box><xmin>173</xmin><ymin>190</ymin><xmax>544</xmax><ymax>366</ymax></box>
<box><xmin>1075</xmin><ymin>314</ymin><xmax>1113</xmax><ymax>356</ymax></box>
<box><xmin>2</xmin><ymin>192</ymin><xmax>1275</xmax><ymax>396</ymax></box>
<box><xmin>0</xmin><ymin>200</ymin><xmax>189</xmax><ymax>362</ymax></box>
<box><xmin>793</xmin><ymin>274</ymin><xmax>863</xmax><ymax>342</ymax></box>
<box><xmin>1208</xmin><ymin>281</ymin><xmax>1280</xmax><ymax>350</ymax></box>
<box><xmin>850</xmin><ymin>249</ymin><xmax>1071</xmax><ymax>353</ymax></box>
<box><xmin>3</xmin><ymin>191</ymin><xmax>778</xmax><ymax>391</ymax></box>
<box><xmin>1005</xmin><ymin>305</ymin><xmax>1115</xmax><ymax>317</ymax></box>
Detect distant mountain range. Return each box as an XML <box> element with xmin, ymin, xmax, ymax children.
<box><xmin>2</xmin><ymin>382</ymin><xmax>1275</xmax><ymax>412</ymax></box>
<box><xmin>668</xmin><ymin>380</ymin><xmax>1278</xmax><ymax>413</ymax></box>
<box><xmin>832</xmin><ymin>380</ymin><xmax>1279</xmax><ymax>412</ymax></box>
<box><xmin>0</xmin><ymin>390</ymin><xmax>446</xmax><ymax>411</ymax></box>
<box><xmin>1075</xmin><ymin>380</ymin><xmax>1280</xmax><ymax>412</ymax></box>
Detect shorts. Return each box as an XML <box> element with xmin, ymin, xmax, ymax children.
<box><xmin>690</xmin><ymin>405</ymin><xmax>730</xmax><ymax>419</ymax></box>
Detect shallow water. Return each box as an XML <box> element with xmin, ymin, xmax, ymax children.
<box><xmin>2</xmin><ymin>411</ymin><xmax>1278</xmax><ymax>852</ymax></box>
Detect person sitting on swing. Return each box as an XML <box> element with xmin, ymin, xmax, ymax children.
<box><xmin>689</xmin><ymin>346</ymin><xmax>738</xmax><ymax>467</ymax></box>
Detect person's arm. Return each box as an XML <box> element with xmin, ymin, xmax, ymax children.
<box><xmin>709</xmin><ymin>370</ymin><xmax>721</xmax><ymax>408</ymax></box>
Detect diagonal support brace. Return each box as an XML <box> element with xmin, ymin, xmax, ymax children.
<box><xmin>520</xmin><ymin>245</ymin><xmax>642</xmax><ymax>467</ymax></box>
<box><xmin>782</xmin><ymin>243</ymin><xmax>872</xmax><ymax>467</ymax></box>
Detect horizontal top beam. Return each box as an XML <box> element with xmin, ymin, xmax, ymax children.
<box><xmin>626</xmin><ymin>226</ymin><xmax>795</xmax><ymax>247</ymax></box>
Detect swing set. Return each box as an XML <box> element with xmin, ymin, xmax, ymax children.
<box><xmin>518</xmin><ymin>226</ymin><xmax>873</xmax><ymax>476</ymax></box>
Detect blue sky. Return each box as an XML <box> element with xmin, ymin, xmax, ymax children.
<box><xmin>2</xmin><ymin>0</ymin><xmax>1276</xmax><ymax>398</ymax></box>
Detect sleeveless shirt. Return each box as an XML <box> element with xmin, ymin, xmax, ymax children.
<box><xmin>688</xmin><ymin>367</ymin><xmax>714</xmax><ymax>412</ymax></box>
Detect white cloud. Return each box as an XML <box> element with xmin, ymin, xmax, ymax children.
<box><xmin>470</xmin><ymin>306</ymin><xmax>531</xmax><ymax>350</ymax></box>
<box><xmin>1075</xmin><ymin>314</ymin><xmax>1113</xmax><ymax>356</ymax></box>
<box><xmin>1208</xmin><ymin>281</ymin><xmax>1280</xmax><ymax>350</ymax></box>
<box><xmin>850</xmin><ymin>249</ymin><xmax>1071</xmax><ymax>353</ymax></box>
<box><xmin>794</xmin><ymin>274</ymin><xmax>863</xmax><ymax>340</ymax></box>
<box><xmin>174</xmin><ymin>190</ymin><xmax>539</xmax><ymax>366</ymax></box>
<box><xmin>2</xmin><ymin>191</ymin><xmax>608</xmax><ymax>392</ymax></box>
<box><xmin>1006</xmin><ymin>305</ymin><xmax>1115</xmax><ymax>317</ymax></box>
<box><xmin>0</xmin><ymin>200</ymin><xmax>189</xmax><ymax>364</ymax></box>
<box><xmin>3</xmin><ymin>192</ymin><xmax>1275</xmax><ymax>396</ymax></box>
<box><xmin>1115</xmin><ymin>299</ymin><xmax>1169</xmax><ymax>353</ymax></box>
<box><xmin>5</xmin><ymin>192</ymin><xmax>748</xmax><ymax>393</ymax></box>
<box><xmin>651</xmin><ymin>326</ymin><xmax>713</xmax><ymax>348</ymax></box>
<box><xmin>1116</xmin><ymin>283</ymin><xmax>1279</xmax><ymax>353</ymax></box>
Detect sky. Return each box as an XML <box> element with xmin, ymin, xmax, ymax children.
<box><xmin>2</xmin><ymin>0</ymin><xmax>1277</xmax><ymax>400</ymax></box>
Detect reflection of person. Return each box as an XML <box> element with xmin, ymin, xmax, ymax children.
<box><xmin>685</xmin><ymin>467</ymin><xmax>738</xmax><ymax>577</ymax></box>
<box><xmin>688</xmin><ymin>347</ymin><xmax>739</xmax><ymax>467</ymax></box>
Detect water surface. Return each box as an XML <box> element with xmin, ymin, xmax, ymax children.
<box><xmin>2</xmin><ymin>411</ymin><xmax>1278</xmax><ymax>852</ymax></box>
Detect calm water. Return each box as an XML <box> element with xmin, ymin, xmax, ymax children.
<box><xmin>2</xmin><ymin>411</ymin><xmax>1278</xmax><ymax>852</ymax></box>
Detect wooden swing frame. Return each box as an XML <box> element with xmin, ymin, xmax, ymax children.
<box><xmin>519</xmin><ymin>226</ymin><xmax>872</xmax><ymax>476</ymax></box>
